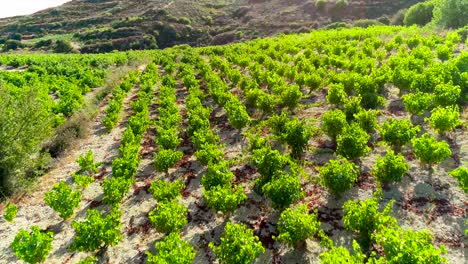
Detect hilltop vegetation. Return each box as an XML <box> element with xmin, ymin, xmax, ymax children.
<box><xmin>0</xmin><ymin>24</ymin><xmax>466</xmax><ymax>263</ymax></box>
<box><xmin>0</xmin><ymin>0</ymin><xmax>426</xmax><ymax>53</ymax></box>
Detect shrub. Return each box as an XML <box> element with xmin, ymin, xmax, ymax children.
<box><xmin>412</xmin><ymin>133</ymin><xmax>452</xmax><ymax>166</ymax></box>
<box><xmin>327</xmin><ymin>83</ymin><xmax>347</xmax><ymax>106</ymax></box>
<box><xmin>4</xmin><ymin>202</ymin><xmax>18</xmax><ymax>222</ymax></box>
<box><xmin>77</xmin><ymin>256</ymin><xmax>98</xmax><ymax>264</ymax></box>
<box><xmin>375</xmin><ymin>227</ymin><xmax>447</xmax><ymax>263</ymax></box>
<box><xmin>149</xmin><ymin>179</ymin><xmax>184</xmax><ymax>202</ymax></box>
<box><xmin>320</xmin><ymin>240</ymin><xmax>366</xmax><ymax>264</ymax></box>
<box><xmin>343</xmin><ymin>97</ymin><xmax>363</xmax><ymax>120</ymax></box>
<box><xmin>275</xmin><ymin>205</ymin><xmax>320</xmax><ymax>248</ymax></box>
<box><xmin>372</xmin><ymin>150</ymin><xmax>409</xmax><ymax>184</ymax></box>
<box><xmin>402</xmin><ymin>92</ymin><xmax>433</xmax><ymax>115</ymax></box>
<box><xmin>154</xmin><ymin>149</ymin><xmax>183</xmax><ymax>174</ymax></box>
<box><xmin>280</xmin><ymin>85</ymin><xmax>302</xmax><ymax>110</ymax></box>
<box><xmin>262</xmin><ymin>172</ymin><xmax>303</xmax><ymax>209</ymax></box>
<box><xmin>10</xmin><ymin>226</ymin><xmax>54</xmax><ymax>264</ymax></box>
<box><xmin>156</xmin><ymin>127</ymin><xmax>181</xmax><ymax>150</ymax></box>
<box><xmin>44</xmin><ymin>181</ymin><xmax>81</xmax><ymax>220</ymax></box>
<box><xmin>72</xmin><ymin>173</ymin><xmax>95</xmax><ymax>189</ymax></box>
<box><xmin>321</xmin><ymin>109</ymin><xmax>348</xmax><ymax>140</ymax></box>
<box><xmin>353</xmin><ymin>109</ymin><xmax>379</xmax><ymax>133</ymax></box>
<box><xmin>70</xmin><ymin>208</ymin><xmax>122</xmax><ymax>252</ymax></box>
<box><xmin>426</xmin><ymin>105</ymin><xmax>460</xmax><ymax>134</ymax></box>
<box><xmin>434</xmin><ymin>83</ymin><xmax>461</xmax><ymax>106</ymax></box>
<box><xmin>202</xmin><ymin>161</ymin><xmax>234</xmax><ymax>190</ymax></box>
<box><xmin>281</xmin><ymin>118</ymin><xmax>314</xmax><ymax>158</ymax></box>
<box><xmin>102</xmin><ymin>177</ymin><xmax>132</xmax><ymax>206</ymax></box>
<box><xmin>195</xmin><ymin>144</ymin><xmax>225</xmax><ymax>166</ymax></box>
<box><xmin>449</xmin><ymin>167</ymin><xmax>468</xmax><ymax>192</ymax></box>
<box><xmin>77</xmin><ymin>150</ymin><xmax>99</xmax><ymax>174</ymax></box>
<box><xmin>336</xmin><ymin>123</ymin><xmax>370</xmax><ymax>160</ymax></box>
<box><xmin>433</xmin><ymin>0</ymin><xmax>468</xmax><ymax>29</ymax></box>
<box><xmin>203</xmin><ymin>184</ymin><xmax>247</xmax><ymax>214</ymax></box>
<box><xmin>251</xmin><ymin>147</ymin><xmax>289</xmax><ymax>190</ymax></box>
<box><xmin>380</xmin><ymin>118</ymin><xmax>419</xmax><ymax>150</ymax></box>
<box><xmin>146</xmin><ymin>233</ymin><xmax>196</xmax><ymax>264</ymax></box>
<box><xmin>403</xmin><ymin>2</ymin><xmax>434</xmax><ymax>26</ymax></box>
<box><xmin>149</xmin><ymin>201</ymin><xmax>188</xmax><ymax>234</ymax></box>
<box><xmin>209</xmin><ymin>222</ymin><xmax>265</xmax><ymax>264</ymax></box>
<box><xmin>436</xmin><ymin>45</ymin><xmax>453</xmax><ymax>61</ymax></box>
<box><xmin>343</xmin><ymin>198</ymin><xmax>395</xmax><ymax>248</ymax></box>
<box><xmin>319</xmin><ymin>157</ymin><xmax>359</xmax><ymax>195</ymax></box>
<box><xmin>225</xmin><ymin>99</ymin><xmax>251</xmax><ymax>130</ymax></box>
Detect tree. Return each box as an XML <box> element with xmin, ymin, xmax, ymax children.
<box><xmin>10</xmin><ymin>226</ymin><xmax>54</xmax><ymax>264</ymax></box>
<box><xmin>433</xmin><ymin>0</ymin><xmax>468</xmax><ymax>29</ymax></box>
<box><xmin>403</xmin><ymin>2</ymin><xmax>434</xmax><ymax>26</ymax></box>
<box><xmin>275</xmin><ymin>205</ymin><xmax>320</xmax><ymax>248</ymax></box>
<box><xmin>209</xmin><ymin>222</ymin><xmax>265</xmax><ymax>264</ymax></box>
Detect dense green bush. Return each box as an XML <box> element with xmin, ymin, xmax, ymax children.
<box><xmin>372</xmin><ymin>150</ymin><xmax>409</xmax><ymax>184</ymax></box>
<box><xmin>202</xmin><ymin>161</ymin><xmax>234</xmax><ymax>190</ymax></box>
<box><xmin>72</xmin><ymin>173</ymin><xmax>94</xmax><ymax>189</ymax></box>
<box><xmin>262</xmin><ymin>172</ymin><xmax>303</xmax><ymax>209</ymax></box>
<box><xmin>281</xmin><ymin>118</ymin><xmax>314</xmax><ymax>158</ymax></box>
<box><xmin>203</xmin><ymin>184</ymin><xmax>246</xmax><ymax>214</ymax></box>
<box><xmin>149</xmin><ymin>201</ymin><xmax>188</xmax><ymax>234</ymax></box>
<box><xmin>146</xmin><ymin>233</ymin><xmax>196</xmax><ymax>264</ymax></box>
<box><xmin>336</xmin><ymin>123</ymin><xmax>370</xmax><ymax>160</ymax></box>
<box><xmin>209</xmin><ymin>222</ymin><xmax>265</xmax><ymax>264</ymax></box>
<box><xmin>102</xmin><ymin>177</ymin><xmax>132</xmax><ymax>206</ymax></box>
<box><xmin>4</xmin><ymin>202</ymin><xmax>18</xmax><ymax>222</ymax></box>
<box><xmin>434</xmin><ymin>83</ymin><xmax>461</xmax><ymax>106</ymax></box>
<box><xmin>149</xmin><ymin>179</ymin><xmax>183</xmax><ymax>202</ymax></box>
<box><xmin>11</xmin><ymin>226</ymin><xmax>54</xmax><ymax>264</ymax></box>
<box><xmin>412</xmin><ymin>133</ymin><xmax>452</xmax><ymax>166</ymax></box>
<box><xmin>77</xmin><ymin>150</ymin><xmax>100</xmax><ymax>174</ymax></box>
<box><xmin>403</xmin><ymin>2</ymin><xmax>434</xmax><ymax>26</ymax></box>
<box><xmin>275</xmin><ymin>204</ymin><xmax>320</xmax><ymax>248</ymax></box>
<box><xmin>327</xmin><ymin>83</ymin><xmax>347</xmax><ymax>106</ymax></box>
<box><xmin>380</xmin><ymin>118</ymin><xmax>419</xmax><ymax>150</ymax></box>
<box><xmin>433</xmin><ymin>0</ymin><xmax>468</xmax><ymax>29</ymax></box>
<box><xmin>154</xmin><ymin>149</ymin><xmax>183</xmax><ymax>174</ymax></box>
<box><xmin>319</xmin><ymin>157</ymin><xmax>359</xmax><ymax>195</ymax></box>
<box><xmin>320</xmin><ymin>241</ymin><xmax>366</xmax><ymax>264</ymax></box>
<box><xmin>402</xmin><ymin>92</ymin><xmax>433</xmax><ymax>115</ymax></box>
<box><xmin>426</xmin><ymin>105</ymin><xmax>460</xmax><ymax>134</ymax></box>
<box><xmin>70</xmin><ymin>208</ymin><xmax>122</xmax><ymax>252</ymax></box>
<box><xmin>44</xmin><ymin>181</ymin><xmax>81</xmax><ymax>220</ymax></box>
<box><xmin>449</xmin><ymin>167</ymin><xmax>468</xmax><ymax>192</ymax></box>
<box><xmin>321</xmin><ymin>109</ymin><xmax>348</xmax><ymax>140</ymax></box>
<box><xmin>194</xmin><ymin>143</ymin><xmax>224</xmax><ymax>166</ymax></box>
<box><xmin>353</xmin><ymin>109</ymin><xmax>379</xmax><ymax>133</ymax></box>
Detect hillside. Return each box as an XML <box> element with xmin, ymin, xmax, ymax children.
<box><xmin>0</xmin><ymin>0</ymin><xmax>424</xmax><ymax>53</ymax></box>
<box><xmin>0</xmin><ymin>25</ymin><xmax>466</xmax><ymax>263</ymax></box>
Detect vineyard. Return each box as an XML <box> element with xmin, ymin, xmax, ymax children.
<box><xmin>0</xmin><ymin>25</ymin><xmax>467</xmax><ymax>263</ymax></box>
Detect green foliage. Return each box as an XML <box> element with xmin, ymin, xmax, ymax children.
<box><xmin>195</xmin><ymin>144</ymin><xmax>225</xmax><ymax>166</ymax></box>
<box><xmin>275</xmin><ymin>204</ymin><xmax>320</xmax><ymax>248</ymax></box>
<box><xmin>72</xmin><ymin>173</ymin><xmax>95</xmax><ymax>189</ymax></box>
<box><xmin>154</xmin><ymin>149</ymin><xmax>183</xmax><ymax>173</ymax></box>
<box><xmin>449</xmin><ymin>167</ymin><xmax>468</xmax><ymax>192</ymax></box>
<box><xmin>433</xmin><ymin>0</ymin><xmax>468</xmax><ymax>29</ymax></box>
<box><xmin>262</xmin><ymin>172</ymin><xmax>303</xmax><ymax>209</ymax></box>
<box><xmin>202</xmin><ymin>161</ymin><xmax>234</xmax><ymax>190</ymax></box>
<box><xmin>146</xmin><ymin>233</ymin><xmax>196</xmax><ymax>264</ymax></box>
<box><xmin>375</xmin><ymin>226</ymin><xmax>447</xmax><ymax>263</ymax></box>
<box><xmin>403</xmin><ymin>2</ymin><xmax>434</xmax><ymax>26</ymax></box>
<box><xmin>353</xmin><ymin>109</ymin><xmax>379</xmax><ymax>133</ymax></box>
<box><xmin>44</xmin><ymin>181</ymin><xmax>81</xmax><ymax>219</ymax></box>
<box><xmin>10</xmin><ymin>226</ymin><xmax>54</xmax><ymax>264</ymax></box>
<box><xmin>434</xmin><ymin>83</ymin><xmax>461</xmax><ymax>106</ymax></box>
<box><xmin>327</xmin><ymin>83</ymin><xmax>347</xmax><ymax>106</ymax></box>
<box><xmin>203</xmin><ymin>184</ymin><xmax>247</xmax><ymax>214</ymax></box>
<box><xmin>412</xmin><ymin>133</ymin><xmax>452</xmax><ymax>166</ymax></box>
<box><xmin>319</xmin><ymin>157</ymin><xmax>359</xmax><ymax>195</ymax></box>
<box><xmin>436</xmin><ymin>45</ymin><xmax>453</xmax><ymax>61</ymax></box>
<box><xmin>251</xmin><ymin>146</ymin><xmax>289</xmax><ymax>190</ymax></box>
<box><xmin>426</xmin><ymin>105</ymin><xmax>460</xmax><ymax>134</ymax></box>
<box><xmin>336</xmin><ymin>123</ymin><xmax>370</xmax><ymax>160</ymax></box>
<box><xmin>344</xmin><ymin>97</ymin><xmax>363</xmax><ymax>121</ymax></box>
<box><xmin>402</xmin><ymin>92</ymin><xmax>433</xmax><ymax>115</ymax></box>
<box><xmin>372</xmin><ymin>150</ymin><xmax>409</xmax><ymax>184</ymax></box>
<box><xmin>4</xmin><ymin>202</ymin><xmax>18</xmax><ymax>222</ymax></box>
<box><xmin>209</xmin><ymin>222</ymin><xmax>265</xmax><ymax>264</ymax></box>
<box><xmin>380</xmin><ymin>118</ymin><xmax>419</xmax><ymax>149</ymax></box>
<box><xmin>70</xmin><ymin>208</ymin><xmax>123</xmax><ymax>252</ymax></box>
<box><xmin>225</xmin><ymin>99</ymin><xmax>251</xmax><ymax>130</ymax></box>
<box><xmin>77</xmin><ymin>150</ymin><xmax>99</xmax><ymax>173</ymax></box>
<box><xmin>320</xmin><ymin>240</ymin><xmax>366</xmax><ymax>264</ymax></box>
<box><xmin>321</xmin><ymin>109</ymin><xmax>348</xmax><ymax>140</ymax></box>
<box><xmin>280</xmin><ymin>84</ymin><xmax>302</xmax><ymax>110</ymax></box>
<box><xmin>281</xmin><ymin>118</ymin><xmax>314</xmax><ymax>158</ymax></box>
<box><xmin>76</xmin><ymin>256</ymin><xmax>98</xmax><ymax>264</ymax></box>
<box><xmin>156</xmin><ymin>127</ymin><xmax>181</xmax><ymax>150</ymax></box>
<box><xmin>343</xmin><ymin>198</ymin><xmax>395</xmax><ymax>248</ymax></box>
<box><xmin>102</xmin><ymin>177</ymin><xmax>133</xmax><ymax>206</ymax></box>
<box><xmin>149</xmin><ymin>201</ymin><xmax>188</xmax><ymax>234</ymax></box>
<box><xmin>149</xmin><ymin>179</ymin><xmax>184</xmax><ymax>202</ymax></box>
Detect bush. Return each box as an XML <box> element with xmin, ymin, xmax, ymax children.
<box><xmin>375</xmin><ymin>227</ymin><xmax>447</xmax><ymax>263</ymax></box>
<box><xmin>262</xmin><ymin>172</ymin><xmax>303</xmax><ymax>209</ymax></box>
<box><xmin>353</xmin><ymin>109</ymin><xmax>379</xmax><ymax>133</ymax></box>
<box><xmin>44</xmin><ymin>181</ymin><xmax>81</xmax><ymax>220</ymax></box>
<box><xmin>434</xmin><ymin>83</ymin><xmax>461</xmax><ymax>106</ymax></box>
<box><xmin>281</xmin><ymin>118</ymin><xmax>314</xmax><ymax>158</ymax></box>
<box><xmin>10</xmin><ymin>226</ymin><xmax>54</xmax><ymax>264</ymax></box>
<box><xmin>77</xmin><ymin>150</ymin><xmax>99</xmax><ymax>174</ymax></box>
<box><xmin>154</xmin><ymin>149</ymin><xmax>183</xmax><ymax>174</ymax></box>
<box><xmin>251</xmin><ymin>146</ymin><xmax>289</xmax><ymax>190</ymax></box>
<box><xmin>321</xmin><ymin>109</ymin><xmax>348</xmax><ymax>140</ymax></box>
<box><xmin>4</xmin><ymin>202</ymin><xmax>18</xmax><ymax>222</ymax></box>
<box><xmin>149</xmin><ymin>201</ymin><xmax>188</xmax><ymax>234</ymax></box>
<box><xmin>436</xmin><ymin>45</ymin><xmax>453</xmax><ymax>61</ymax></box>
<box><xmin>202</xmin><ymin>161</ymin><xmax>234</xmax><ymax>190</ymax></box>
<box><xmin>315</xmin><ymin>0</ymin><xmax>327</xmax><ymax>12</ymax></box>
<box><xmin>72</xmin><ymin>173</ymin><xmax>95</xmax><ymax>189</ymax></box>
<box><xmin>380</xmin><ymin>118</ymin><xmax>419</xmax><ymax>150</ymax></box>
<box><xmin>149</xmin><ymin>179</ymin><xmax>184</xmax><ymax>202</ymax></box>
<box><xmin>412</xmin><ymin>133</ymin><xmax>452</xmax><ymax>166</ymax></box>
<box><xmin>403</xmin><ymin>2</ymin><xmax>434</xmax><ymax>26</ymax></box>
<box><xmin>195</xmin><ymin>143</ymin><xmax>225</xmax><ymax>166</ymax></box>
<box><xmin>353</xmin><ymin>19</ymin><xmax>384</xmax><ymax>28</ymax></box>
<box><xmin>320</xmin><ymin>241</ymin><xmax>366</xmax><ymax>264</ymax></box>
<box><xmin>327</xmin><ymin>83</ymin><xmax>347</xmax><ymax>106</ymax></box>
<box><xmin>433</xmin><ymin>0</ymin><xmax>468</xmax><ymax>29</ymax></box>
<box><xmin>336</xmin><ymin>123</ymin><xmax>370</xmax><ymax>160</ymax></box>
<box><xmin>402</xmin><ymin>92</ymin><xmax>433</xmax><ymax>115</ymax></box>
<box><xmin>70</xmin><ymin>208</ymin><xmax>122</xmax><ymax>252</ymax></box>
<box><xmin>280</xmin><ymin>85</ymin><xmax>302</xmax><ymax>110</ymax></box>
<box><xmin>343</xmin><ymin>97</ymin><xmax>363</xmax><ymax>121</ymax></box>
<box><xmin>203</xmin><ymin>184</ymin><xmax>247</xmax><ymax>214</ymax></box>
<box><xmin>319</xmin><ymin>157</ymin><xmax>359</xmax><ymax>195</ymax></box>
<box><xmin>372</xmin><ymin>150</ymin><xmax>409</xmax><ymax>184</ymax></box>
<box><xmin>275</xmin><ymin>205</ymin><xmax>320</xmax><ymax>248</ymax></box>
<box><xmin>146</xmin><ymin>233</ymin><xmax>196</xmax><ymax>264</ymax></box>
<box><xmin>449</xmin><ymin>167</ymin><xmax>468</xmax><ymax>192</ymax></box>
<box><xmin>343</xmin><ymin>198</ymin><xmax>395</xmax><ymax>248</ymax></box>
<box><xmin>102</xmin><ymin>177</ymin><xmax>132</xmax><ymax>206</ymax></box>
<box><xmin>209</xmin><ymin>222</ymin><xmax>265</xmax><ymax>264</ymax></box>
<box><xmin>426</xmin><ymin>105</ymin><xmax>460</xmax><ymax>134</ymax></box>
<box><xmin>156</xmin><ymin>127</ymin><xmax>181</xmax><ymax>150</ymax></box>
